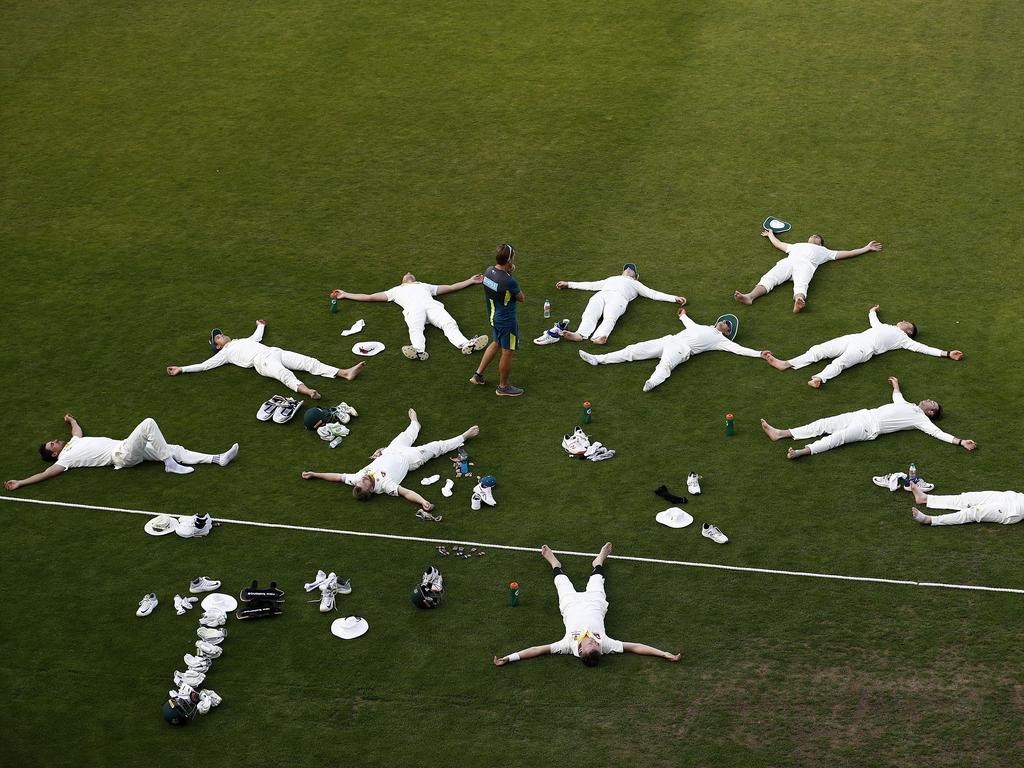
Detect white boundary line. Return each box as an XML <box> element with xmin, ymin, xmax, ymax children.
<box><xmin>3</xmin><ymin>495</ymin><xmax>1022</xmax><ymax>595</ymax></box>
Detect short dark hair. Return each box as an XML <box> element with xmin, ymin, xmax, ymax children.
<box><xmin>39</xmin><ymin>443</ymin><xmax>57</xmax><ymax>462</ymax></box>
<box><xmin>580</xmin><ymin>648</ymin><xmax>600</xmax><ymax>667</ymax></box>
<box><xmin>352</xmin><ymin>485</ymin><xmax>372</xmax><ymax>501</ymax></box>
<box><xmin>905</xmin><ymin>322</ymin><xmax>917</xmax><ymax>338</ymax></box>
<box><xmin>930</xmin><ymin>403</ymin><xmax>943</xmax><ymax>421</ymax></box>
<box><xmin>811</xmin><ymin>233</ymin><xmax>826</xmax><ymax>246</ymax></box>
<box><xmin>495</xmin><ymin>243</ymin><xmax>516</xmax><ymax>265</ymax></box>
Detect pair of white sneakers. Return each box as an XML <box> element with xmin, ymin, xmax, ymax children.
<box><xmin>257</xmin><ymin>395</ymin><xmax>304</xmax><ymax>423</ymax></box>
<box><xmin>470</xmin><ymin>482</ymin><xmax>496</xmax><ymax>510</ymax></box>
<box><xmin>304</xmin><ymin>570</ymin><xmax>353</xmax><ymax>612</ymax></box>
<box><xmin>533</xmin><ymin>319</ymin><xmax>570</xmax><ymax>345</ymax></box>
<box><xmin>682</xmin><ymin>472</ymin><xmax>724</xmax><ymax>542</ymax></box>
<box><xmin>871</xmin><ymin>473</ymin><xmax>935</xmax><ymax>492</ymax></box>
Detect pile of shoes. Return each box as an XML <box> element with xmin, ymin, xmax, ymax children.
<box><xmin>304</xmin><ymin>402</ymin><xmax>359</xmax><ymax>448</ymax></box>
<box><xmin>561</xmin><ymin>426</ymin><xmax>616</xmax><ymax>462</ymax></box>
<box><xmin>236</xmin><ymin>580</ymin><xmax>285</xmax><ymax>620</ymax></box>
<box><xmin>161</xmin><ymin>575</ymin><xmax>225</xmax><ymax>727</ymax></box>
<box><xmin>470</xmin><ymin>475</ymin><xmax>498</xmax><ymax>510</ymax></box>
<box><xmin>257</xmin><ymin>395</ymin><xmax>304</xmax><ymax>424</ymax></box>
<box><xmin>533</xmin><ymin>319</ymin><xmax>570</xmax><ymax>345</ymax></box>
<box><xmin>304</xmin><ymin>569</ymin><xmax>352</xmax><ymax>613</ymax></box>
<box><xmin>871</xmin><ymin>472</ymin><xmax>935</xmax><ymax>492</ymax></box>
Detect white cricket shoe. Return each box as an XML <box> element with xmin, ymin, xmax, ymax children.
<box><xmin>136</xmin><ymin>593</ymin><xmax>158</xmax><ymax>617</ymax></box>
<box><xmin>304</xmin><ymin>569</ymin><xmax>328</xmax><ymax>592</ymax></box>
<box><xmin>189</xmin><ymin>576</ymin><xmax>221</xmax><ymax>594</ymax></box>
<box><xmin>687</xmin><ymin>472</ymin><xmax>702</xmax><ymax>495</ymax></box>
<box><xmin>473</xmin><ymin>483</ymin><xmax>496</xmax><ymax>506</ymax></box>
<box><xmin>701</xmin><ymin>523</ymin><xmax>728</xmax><ymax>544</ymax></box>
<box><xmin>402</xmin><ymin>345</ymin><xmax>429</xmax><ymax>361</ymax></box>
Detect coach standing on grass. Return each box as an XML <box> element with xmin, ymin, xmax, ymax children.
<box><xmin>471</xmin><ymin>243</ymin><xmax>525</xmax><ymax>397</ymax></box>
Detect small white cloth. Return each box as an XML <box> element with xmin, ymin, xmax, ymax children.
<box><xmin>340</xmin><ymin>319</ymin><xmax>366</xmax><ymax>336</ymax></box>
<box><xmin>420</xmin><ymin>474</ymin><xmax>440</xmax><ymax>486</ymax></box>
<box><xmin>441</xmin><ymin>478</ymin><xmax>454</xmax><ymax>497</ymax></box>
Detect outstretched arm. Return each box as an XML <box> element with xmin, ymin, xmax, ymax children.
<box><xmin>493</xmin><ymin>645</ymin><xmax>552</xmax><ymax>666</ymax></box>
<box><xmin>5</xmin><ymin>464</ymin><xmax>66</xmax><ymax>491</ymax></box>
<box><xmin>248</xmin><ymin>320</ymin><xmax>267</xmax><ymax>341</ymax></box>
<box><xmin>559</xmin><ymin>278</ymin><xmax>608</xmax><ymax>292</ymax></box>
<box><xmin>301</xmin><ymin>471</ymin><xmax>347</xmax><ymax>483</ymax></box>
<box><xmin>868</xmin><ymin>304</ymin><xmax>882</xmax><ymax>328</ymax></box>
<box><xmin>621</xmin><ymin>642</ymin><xmax>681</xmax><ymax>661</ymax></box>
<box><xmin>169</xmin><ymin>346</ymin><xmax>229</xmax><ymax>375</ymax></box>
<box><xmin>835</xmin><ymin>241</ymin><xmax>883</xmax><ymax>260</ymax></box>
<box><xmin>762</xmin><ymin>229</ymin><xmax>791</xmax><ymax>253</ymax></box>
<box><xmin>64</xmin><ymin>414</ymin><xmax>83</xmax><ymax>438</ymax></box>
<box><xmin>634</xmin><ymin>281</ymin><xmax>685</xmax><ymax>304</ymax></box>
<box><xmin>887</xmin><ymin>375</ymin><xmax>908</xmax><ymax>404</ymax></box>
<box><xmin>436</xmin><ymin>274</ymin><xmax>484</xmax><ymax>295</ymax></box>
<box><xmin>717</xmin><ymin>338</ymin><xmax>765</xmax><ymax>358</ymax></box>
<box><xmin>331</xmin><ymin>290</ymin><xmax>389</xmax><ymax>302</ymax></box>
<box><xmin>398</xmin><ymin>486</ymin><xmax>434</xmax><ymax>510</ymax></box>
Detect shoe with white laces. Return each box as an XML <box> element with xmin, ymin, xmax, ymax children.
<box><xmin>701</xmin><ymin>523</ymin><xmax>729</xmax><ymax>544</ymax></box>
<box><xmin>197</xmin><ymin>627</ymin><xmax>226</xmax><ymax>644</ymax></box>
<box><xmin>136</xmin><ymin>593</ymin><xmax>158</xmax><ymax>617</ymax></box>
<box><xmin>190</xmin><ymin>577</ymin><xmax>221</xmax><ymax>594</ymax></box>
<box><xmin>687</xmin><ymin>472</ymin><xmax>702</xmax><ymax>495</ymax></box>
<box><xmin>402</xmin><ymin>345</ymin><xmax>429</xmax><ymax>361</ymax></box>
<box><xmin>904</xmin><ymin>477</ymin><xmax>935</xmax><ymax>492</ymax></box>
<box><xmin>195</xmin><ymin>640</ymin><xmax>223</xmax><ymax>658</ymax></box>
<box><xmin>257</xmin><ymin>395</ymin><xmax>288</xmax><ymax>422</ymax></box>
<box><xmin>462</xmin><ymin>335</ymin><xmax>489</xmax><ymax>354</ymax></box>
<box><xmin>199</xmin><ymin>610</ymin><xmax>227</xmax><ymax>628</ymax></box>
<box><xmin>273</xmin><ymin>397</ymin><xmax>304</xmax><ymax>424</ymax></box>
<box><xmin>304</xmin><ymin>569</ymin><xmax>328</xmax><ymax>592</ymax></box>
<box><xmin>189</xmin><ymin>515</ymin><xmax>212</xmax><ymax>538</ymax></box>
<box><xmin>473</xmin><ymin>483</ymin><xmax>496</xmax><ymax>506</ymax></box>
<box><xmin>872</xmin><ymin>473</ymin><xmax>900</xmax><ymax>488</ymax></box>
<box><xmin>183</xmin><ymin>653</ymin><xmax>212</xmax><ymax>672</ymax></box>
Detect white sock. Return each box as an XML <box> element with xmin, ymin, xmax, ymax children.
<box><xmin>164</xmin><ymin>457</ymin><xmax>194</xmax><ymax>474</ymax></box>
<box><xmin>420</xmin><ymin>474</ymin><xmax>440</xmax><ymax>486</ymax></box>
<box><xmin>215</xmin><ymin>443</ymin><xmax>240</xmax><ymax>466</ymax></box>
<box><xmin>441</xmin><ymin>479</ymin><xmax>454</xmax><ymax>497</ymax></box>
<box><xmin>912</xmin><ymin>508</ymin><xmax>930</xmax><ymax>524</ymax></box>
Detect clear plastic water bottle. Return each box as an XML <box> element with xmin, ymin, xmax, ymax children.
<box><xmin>909</xmin><ymin>463</ymin><xmax>917</xmax><ymax>482</ymax></box>
<box><xmin>543</xmin><ymin>299</ymin><xmax>551</xmax><ymax>319</ymax></box>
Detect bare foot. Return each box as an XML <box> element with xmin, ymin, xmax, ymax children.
<box><xmin>592</xmin><ymin>336</ymin><xmax>608</xmax><ymax>345</ymax></box>
<box><xmin>408</xmin><ymin>408</ymin><xmax>418</xmax><ymax>423</ymax></box>
<box><xmin>808</xmin><ymin>377</ymin><xmax>823</xmax><ymax>388</ymax></box>
<box><xmin>339</xmin><ymin>362</ymin><xmax>366</xmax><ymax>380</ymax></box>
<box><xmin>793</xmin><ymin>296</ymin><xmax>806</xmax><ymax>314</ymax></box>
<box><xmin>786</xmin><ymin>447</ymin><xmax>808</xmax><ymax>460</ymax></box>
<box><xmin>463</xmin><ymin>425</ymin><xmax>480</xmax><ymax>440</ymax></box>
<box><xmin>764</xmin><ymin>353</ymin><xmax>791</xmax><ymax>372</ymax></box>
<box><xmin>912</xmin><ymin>507</ymin><xmax>932</xmax><ymax>525</ymax></box>
<box><xmin>910</xmin><ymin>483</ymin><xmax>928</xmax><ymax>505</ymax></box>
<box><xmin>734</xmin><ymin>290</ymin><xmax>753</xmax><ymax>305</ymax></box>
<box><xmin>760</xmin><ymin>418</ymin><xmax>786</xmax><ymax>442</ymax></box>
<box><xmin>541</xmin><ymin>545</ymin><xmax>561</xmax><ymax>569</ymax></box>
<box><xmin>593</xmin><ymin>542</ymin><xmax>612</xmax><ymax>567</ymax></box>
<box><xmin>561</xmin><ymin>331</ymin><xmax>584</xmax><ymax>342</ymax></box>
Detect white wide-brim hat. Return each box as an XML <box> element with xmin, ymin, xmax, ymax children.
<box><xmin>655</xmin><ymin>507</ymin><xmax>694</xmax><ymax>529</ymax></box>
<box><xmin>201</xmin><ymin>593</ymin><xmax>238</xmax><ymax>613</ymax></box>
<box><xmin>331</xmin><ymin>615</ymin><xmax>369</xmax><ymax>639</ymax></box>
<box><xmin>144</xmin><ymin>515</ymin><xmax>178</xmax><ymax>536</ymax></box>
<box><xmin>351</xmin><ymin>341</ymin><xmax>385</xmax><ymax>357</ymax></box>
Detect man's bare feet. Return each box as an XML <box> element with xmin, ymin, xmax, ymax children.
<box><xmin>793</xmin><ymin>295</ymin><xmax>806</xmax><ymax>314</ymax></box>
<box><xmin>763</xmin><ymin>353</ymin><xmax>791</xmax><ymax>372</ymax></box>
<box><xmin>808</xmin><ymin>377</ymin><xmax>823</xmax><ymax>388</ymax></box>
<box><xmin>408</xmin><ymin>408</ymin><xmax>418</xmax><ymax>423</ymax></box>
<box><xmin>463</xmin><ymin>425</ymin><xmax>480</xmax><ymax>440</ymax></box>
<box><xmin>909</xmin><ymin>483</ymin><xmax>928</xmax><ymax>505</ymax></box>
<box><xmin>593</xmin><ymin>542</ymin><xmax>612</xmax><ymax>567</ymax></box>
<box><xmin>760</xmin><ymin>418</ymin><xmax>786</xmax><ymax>442</ymax></box>
<box><xmin>734</xmin><ymin>290</ymin><xmax>753</xmax><ymax>305</ymax></box>
<box><xmin>786</xmin><ymin>447</ymin><xmax>809</xmax><ymax>460</ymax></box>
<box><xmin>338</xmin><ymin>362</ymin><xmax>366</xmax><ymax>380</ymax></box>
<box><xmin>592</xmin><ymin>336</ymin><xmax>608</xmax><ymax>345</ymax></box>
<box><xmin>561</xmin><ymin>331</ymin><xmax>584</xmax><ymax>342</ymax></box>
<box><xmin>912</xmin><ymin>507</ymin><xmax>932</xmax><ymax>525</ymax></box>
<box><xmin>541</xmin><ymin>545</ymin><xmax>561</xmax><ymax>569</ymax></box>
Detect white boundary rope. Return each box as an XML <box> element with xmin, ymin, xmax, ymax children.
<box><xmin>2</xmin><ymin>495</ymin><xmax>1021</xmax><ymax>595</ymax></box>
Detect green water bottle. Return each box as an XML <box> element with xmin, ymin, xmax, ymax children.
<box><xmin>582</xmin><ymin>401</ymin><xmax>593</xmax><ymax>424</ymax></box>
<box><xmin>330</xmin><ymin>296</ymin><xmax>338</xmax><ymax>314</ymax></box>
<box><xmin>508</xmin><ymin>581</ymin><xmax>520</xmax><ymax>607</ymax></box>
<box><xmin>725</xmin><ymin>412</ymin><xmax>736</xmax><ymax>436</ymax></box>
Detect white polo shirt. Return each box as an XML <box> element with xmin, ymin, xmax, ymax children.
<box><xmin>339</xmin><ymin>452</ymin><xmax>408</xmax><ymax>496</ymax></box>
<box><xmin>384</xmin><ymin>283</ymin><xmax>441</xmax><ymax>313</ymax></box>
<box><xmin>787</xmin><ymin>242</ymin><xmax>838</xmax><ymax>266</ymax></box>
<box><xmin>55</xmin><ymin>436</ymin><xmax>120</xmax><ymax>470</ymax></box>
<box><xmin>549</xmin><ymin>592</ymin><xmax>624</xmax><ymax>657</ymax></box>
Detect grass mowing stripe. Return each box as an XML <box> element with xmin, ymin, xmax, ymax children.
<box><xmin>4</xmin><ymin>494</ymin><xmax>1021</xmax><ymax>595</ymax></box>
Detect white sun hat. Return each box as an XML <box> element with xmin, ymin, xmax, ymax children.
<box><xmin>331</xmin><ymin>615</ymin><xmax>369</xmax><ymax>639</ymax></box>
<box><xmin>351</xmin><ymin>341</ymin><xmax>385</xmax><ymax>357</ymax></box>
<box><xmin>201</xmin><ymin>593</ymin><xmax>239</xmax><ymax>613</ymax></box>
<box><xmin>144</xmin><ymin>515</ymin><xmax>178</xmax><ymax>536</ymax></box>
<box><xmin>655</xmin><ymin>507</ymin><xmax>694</xmax><ymax>529</ymax></box>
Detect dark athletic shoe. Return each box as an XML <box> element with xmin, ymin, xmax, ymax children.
<box><xmin>470</xmin><ymin>372</ymin><xmax>487</xmax><ymax>386</ymax></box>
<box><xmin>495</xmin><ymin>384</ymin><xmax>524</xmax><ymax>397</ymax></box>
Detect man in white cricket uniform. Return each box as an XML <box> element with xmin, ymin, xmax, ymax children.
<box><xmin>735</xmin><ymin>230</ymin><xmax>883</xmax><ymax>313</ymax></box>
<box><xmin>4</xmin><ymin>414</ymin><xmax>238</xmax><ymax>491</ymax></box>
<box><xmin>332</xmin><ymin>273</ymin><xmax>489</xmax><ymax>360</ymax></box>
<box><xmin>167</xmin><ymin>320</ymin><xmax>363</xmax><ymax>400</ymax></box>
<box><xmin>764</xmin><ymin>305</ymin><xmax>964</xmax><ymax>387</ymax></box>
<box><xmin>907</xmin><ymin>483</ymin><xmax>1023</xmax><ymax>527</ymax></box>
<box><xmin>553</xmin><ymin>263</ymin><xmax>686</xmax><ymax>344</ymax></box>
<box><xmin>578</xmin><ymin>308</ymin><xmax>767</xmax><ymax>392</ymax></box>
<box><xmin>493</xmin><ymin>543</ymin><xmax>680</xmax><ymax>668</ymax></box>
<box><xmin>760</xmin><ymin>376</ymin><xmax>978</xmax><ymax>460</ymax></box>
<box><xmin>301</xmin><ymin>409</ymin><xmax>479</xmax><ymax>512</ymax></box>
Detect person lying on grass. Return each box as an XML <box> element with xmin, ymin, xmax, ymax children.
<box><xmin>5</xmin><ymin>414</ymin><xmax>237</xmax><ymax>490</ymax></box>
<box><xmin>493</xmin><ymin>543</ymin><xmax>681</xmax><ymax>667</ymax></box>
<box><xmin>302</xmin><ymin>409</ymin><xmax>478</xmax><ymax>516</ymax></box>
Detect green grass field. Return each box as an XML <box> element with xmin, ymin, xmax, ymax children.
<box><xmin>2</xmin><ymin>2</ymin><xmax>1022</xmax><ymax>766</ymax></box>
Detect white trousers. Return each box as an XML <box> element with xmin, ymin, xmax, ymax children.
<box><xmin>384</xmin><ymin>420</ymin><xmax>466</xmax><ymax>474</ymax></box>
<box><xmin>575</xmin><ymin>293</ymin><xmax>629</xmax><ymax>340</ymax></box>
<box><xmin>592</xmin><ymin>335</ymin><xmax>692</xmax><ymax>390</ymax></box>
<box><xmin>758</xmin><ymin>257</ymin><xmax>819</xmax><ymax>298</ymax></box>
<box><xmin>554</xmin><ymin>572</ymin><xmax>607</xmax><ymax>615</ymax></box>
<box><xmin>113</xmin><ymin>418</ymin><xmax>216</xmax><ymax>469</ymax></box>
<box><xmin>255</xmin><ymin>348</ymin><xmax>340</xmax><ymax>392</ymax></box>
<box><xmin>790</xmin><ymin>409</ymin><xmax>876</xmax><ymax>455</ymax></box>
<box><xmin>789</xmin><ymin>335</ymin><xmax>874</xmax><ymax>383</ymax></box>
<box><xmin>926</xmin><ymin>491</ymin><xmax>1024</xmax><ymax>526</ymax></box>
<box><xmin>404</xmin><ymin>306</ymin><xmax>470</xmax><ymax>352</ymax></box>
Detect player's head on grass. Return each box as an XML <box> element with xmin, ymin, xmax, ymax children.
<box><xmin>715</xmin><ymin>319</ymin><xmax>733</xmax><ymax>336</ymax></box>
<box><xmin>352</xmin><ymin>476</ymin><xmax>374</xmax><ymax>500</ymax></box>
<box><xmin>809</xmin><ymin>233</ymin><xmax>826</xmax><ymax>246</ymax></box>
<box><xmin>401</xmin><ymin>272</ymin><xmax>417</xmax><ymax>284</ymax></box>
<box><xmin>38</xmin><ymin>441</ymin><xmax>63</xmax><ymax>462</ymax></box>
<box><xmin>580</xmin><ymin>636</ymin><xmax>601</xmax><ymax>667</ymax></box>
<box><xmin>212</xmin><ymin>331</ymin><xmax>231</xmax><ymax>350</ymax></box>
<box><xmin>898</xmin><ymin>320</ymin><xmax>918</xmax><ymax>338</ymax></box>
<box><xmin>919</xmin><ymin>399</ymin><xmax>943</xmax><ymax>420</ymax></box>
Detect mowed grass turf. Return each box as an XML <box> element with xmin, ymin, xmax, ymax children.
<box><xmin>1</xmin><ymin>2</ymin><xmax>1022</xmax><ymax>766</ymax></box>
